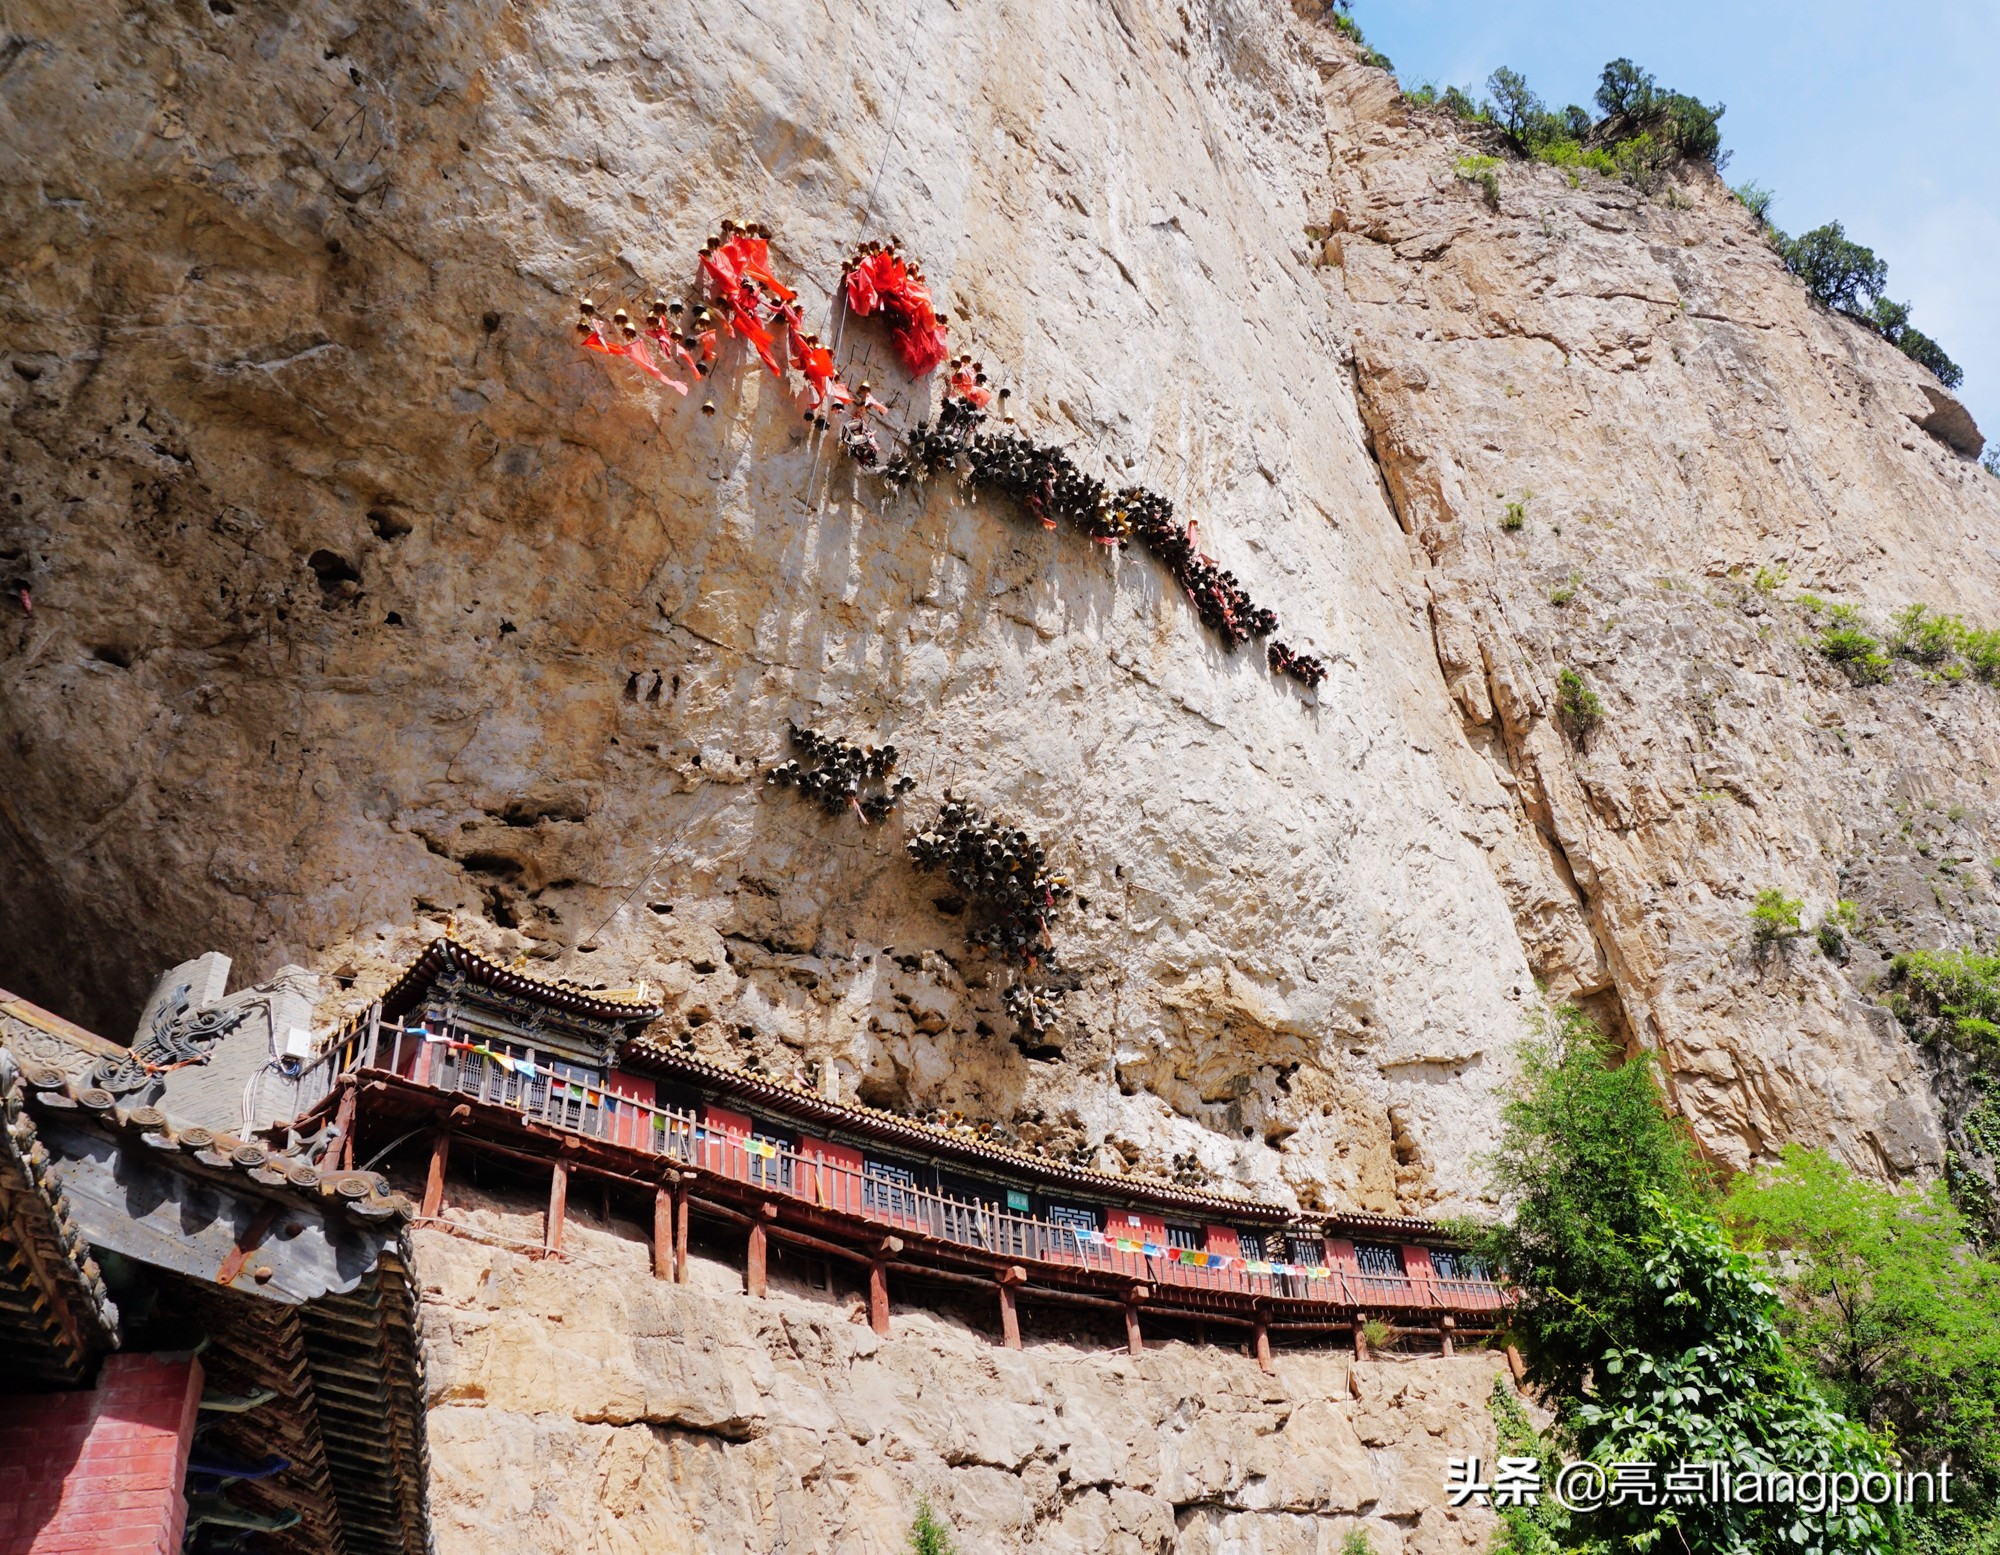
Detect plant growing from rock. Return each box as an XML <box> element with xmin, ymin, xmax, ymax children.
<box><xmin>907</xmin><ymin>1496</ymin><xmax>958</xmax><ymax>1555</ymax></box>
<box><xmin>1498</xmin><ymin>491</ymin><xmax>1531</xmax><ymax>532</ymax></box>
<box><xmin>1548</xmin><ymin>572</ymin><xmax>1579</xmax><ymax>607</ymax></box>
<box><xmin>1748</xmin><ymin>888</ymin><xmax>1805</xmax><ymax>946</ymax></box>
<box><xmin>1454</xmin><ymin>154</ymin><xmax>1501</xmax><ymax>209</ymax></box>
<box><xmin>1889</xmin><ymin>603</ymin><xmax>1967</xmax><ymax>666</ymax></box>
<box><xmin>1815</xmin><ymin>606</ymin><xmax>1892</xmax><ymax>684</ymax></box>
<box><xmin>1553</xmin><ymin>668</ymin><xmax>1603</xmax><ymax>741</ymax></box>
<box><xmin>1816</xmin><ymin>899</ymin><xmax>1859</xmax><ymax>958</ymax></box>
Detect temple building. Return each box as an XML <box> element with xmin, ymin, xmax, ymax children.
<box><xmin>0</xmin><ymin>936</ymin><xmax>1504</xmax><ymax>1552</ymax></box>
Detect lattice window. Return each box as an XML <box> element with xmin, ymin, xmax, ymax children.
<box><xmin>1354</xmin><ymin>1243</ymin><xmax>1405</xmax><ymax>1276</ymax></box>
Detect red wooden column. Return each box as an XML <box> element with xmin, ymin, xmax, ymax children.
<box><xmin>651</xmin><ymin>1185</ymin><xmax>673</xmax><ymax>1280</ymax></box>
<box><xmin>0</xmin><ymin>1352</ymin><xmax>203</xmax><ymax>1555</ymax></box>
<box><xmin>1123</xmin><ymin>1284</ymin><xmax>1148</xmax><ymax>1356</ymax></box>
<box><xmin>868</xmin><ymin>1262</ymin><xmax>891</xmax><ymax>1335</ymax></box>
<box><xmin>420</xmin><ymin>1130</ymin><xmax>451</xmax><ymax>1219</ymax></box>
<box><xmin>1352</xmin><ymin>1311</ymin><xmax>1369</xmax><ymax>1361</ymax></box>
<box><xmin>674</xmin><ymin>1178</ymin><xmax>690</xmax><ymax>1284</ymax></box>
<box><xmin>545</xmin><ymin>1160</ymin><xmax>568</xmax><ymax>1254</ymax></box>
<box><xmin>1254</xmin><ymin>1318</ymin><xmax>1274</xmax><ymax>1375</ymax></box>
<box><xmin>997</xmin><ymin>1265</ymin><xmax>1026</xmax><ymax>1350</ymax></box>
<box><xmin>747</xmin><ymin>1204</ymin><xmax>773</xmax><ymax>1299</ymax></box>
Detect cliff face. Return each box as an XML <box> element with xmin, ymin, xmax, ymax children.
<box><xmin>416</xmin><ymin>1185</ymin><xmax>1506</xmax><ymax>1555</ymax></box>
<box><xmin>5</xmin><ymin>0</ymin><xmax>1997</xmax><ymax>1208</ymax></box>
<box><xmin>2</xmin><ymin>2</ymin><xmax>1998</xmax><ymax>1532</ymax></box>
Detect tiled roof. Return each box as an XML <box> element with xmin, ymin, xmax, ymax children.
<box><xmin>14</xmin><ymin>1061</ymin><xmax>414</xmax><ymax>1229</ymax></box>
<box><xmin>0</xmin><ymin>1049</ymin><xmax>120</xmax><ymax>1386</ymax></box>
<box><xmin>622</xmin><ymin>1038</ymin><xmax>1449</xmax><ymax>1237</ymax></box>
<box><xmin>378</xmin><ymin>937</ymin><xmax>664</xmax><ymax>1024</ymax></box>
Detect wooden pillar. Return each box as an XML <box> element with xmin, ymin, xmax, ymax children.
<box><xmin>1353</xmin><ymin>1310</ymin><xmax>1368</xmax><ymax>1361</ymax></box>
<box><xmin>747</xmin><ymin>1223</ymin><xmax>768</xmax><ymax>1298</ymax></box>
<box><xmin>545</xmin><ymin>1160</ymin><xmax>568</xmax><ymax>1254</ymax></box>
<box><xmin>1254</xmin><ymin>1319</ymin><xmax>1273</xmax><ymax>1375</ymax></box>
<box><xmin>1439</xmin><ymin>1315</ymin><xmax>1456</xmax><ymax>1358</ymax></box>
<box><xmin>331</xmin><ymin>1084</ymin><xmax>358</xmax><ymax>1171</ymax></box>
<box><xmin>652</xmin><ymin>1186</ymin><xmax>673</xmax><ymax>1280</ymax></box>
<box><xmin>420</xmin><ymin>1130</ymin><xmax>451</xmax><ymax>1219</ymax></box>
<box><xmin>1506</xmin><ymin>1344</ymin><xmax>1527</xmax><ymax>1384</ymax></box>
<box><xmin>674</xmin><ymin>1179</ymin><xmax>690</xmax><ymax>1284</ymax></box>
<box><xmin>868</xmin><ymin>1262</ymin><xmax>890</xmax><ymax>1335</ymax></box>
<box><xmin>997</xmin><ymin>1265</ymin><xmax>1025</xmax><ymax>1350</ymax></box>
<box><xmin>1123</xmin><ymin>1304</ymin><xmax>1144</xmax><ymax>1357</ymax></box>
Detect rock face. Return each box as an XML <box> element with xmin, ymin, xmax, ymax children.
<box><xmin>417</xmin><ymin>1185</ymin><xmax>1505</xmax><ymax>1555</ymax></box>
<box><xmin>3</xmin><ymin>0</ymin><xmax>1999</xmax><ymax>1540</ymax></box>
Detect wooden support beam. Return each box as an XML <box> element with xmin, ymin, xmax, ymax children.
<box><xmin>868</xmin><ymin>1261</ymin><xmax>890</xmax><ymax>1336</ymax></box>
<box><xmin>1124</xmin><ymin>1303</ymin><xmax>1144</xmax><ymax>1357</ymax></box>
<box><xmin>1506</xmin><ymin>1344</ymin><xmax>1527</xmax><ymax>1383</ymax></box>
<box><xmin>331</xmin><ymin>1084</ymin><xmax>358</xmax><ymax>1171</ymax></box>
<box><xmin>420</xmin><ymin>1131</ymin><xmax>451</xmax><ymax>1220</ymax></box>
<box><xmin>1353</xmin><ymin>1310</ymin><xmax>1368</xmax><ymax>1362</ymax></box>
<box><xmin>674</xmin><ymin>1179</ymin><xmax>690</xmax><ymax>1284</ymax></box>
<box><xmin>1254</xmin><ymin>1319</ymin><xmax>1273</xmax><ymax>1375</ymax></box>
<box><xmin>997</xmin><ymin>1282</ymin><xmax>1021</xmax><ymax>1350</ymax></box>
<box><xmin>747</xmin><ymin>1223</ymin><xmax>768</xmax><ymax>1299</ymax></box>
<box><xmin>1439</xmin><ymin>1314</ymin><xmax>1456</xmax><ymax>1358</ymax></box>
<box><xmin>652</xmin><ymin>1187</ymin><xmax>673</xmax><ymax>1281</ymax></box>
<box><xmin>545</xmin><ymin>1160</ymin><xmax>568</xmax><ymax>1255</ymax></box>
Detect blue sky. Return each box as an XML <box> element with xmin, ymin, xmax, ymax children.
<box><xmin>1352</xmin><ymin>1</ymin><xmax>1999</xmax><ymax>446</ymax></box>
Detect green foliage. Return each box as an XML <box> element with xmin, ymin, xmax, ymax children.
<box><xmin>1459</xmin><ymin>1004</ymin><xmax>1712</xmax><ymax>1405</ymax></box>
<box><xmin>1965</xmin><ymin>627</ymin><xmax>2000</xmax><ymax>683</ymax></box>
<box><xmin>1360</xmin><ymin>1315</ymin><xmax>1394</xmax><ymax>1352</ymax></box>
<box><xmin>1554</xmin><ymin>668</ymin><xmax>1603</xmax><ymax>741</ymax></box>
<box><xmin>1984</xmin><ymin>447</ymin><xmax>2000</xmax><ymax>479</ymax></box>
<box><xmin>1752</xmin><ymin>563</ymin><xmax>1788</xmax><ymax>594</ymax></box>
<box><xmin>1784</xmin><ymin>222</ymin><xmax>1889</xmax><ymax>313</ymax></box>
<box><xmin>1870</xmin><ymin>299</ymin><xmax>1967</xmax><ymax>389</ymax></box>
<box><xmin>1817</xmin><ymin>899</ymin><xmax>1860</xmax><ymax>958</ymax></box>
<box><xmin>1500</xmin><ymin>494</ymin><xmax>1530</xmax><ymax>531</ymax></box>
<box><xmin>1455</xmin><ymin>153</ymin><xmax>1500</xmax><ymax>209</ymax></box>
<box><xmin>1591</xmin><ymin>57</ymin><xmax>1726</xmax><ymax>163</ymax></box>
<box><xmin>1488</xmin><ymin>1378</ymin><xmax>1571</xmax><ymax>1555</ymax></box>
<box><xmin>1748</xmin><ymin>887</ymin><xmax>1805</xmax><ymax>946</ymax></box>
<box><xmin>1571</xmin><ymin>1195</ymin><xmax>1895</xmax><ymax>1555</ymax></box>
<box><xmin>1338</xmin><ymin>1528</ymin><xmax>1378</xmax><ymax>1555</ymax></box>
<box><xmin>1328</xmin><ymin>8</ymin><xmax>1393</xmax><ymax>72</ymax></box>
<box><xmin>1887</xmin><ymin>948</ymin><xmax>2000</xmax><ymax>1066</ymax></box>
<box><xmin>1733</xmin><ymin>180</ymin><xmax>1776</xmax><ymax>225</ymax></box>
<box><xmin>1725</xmin><ymin>1148</ymin><xmax>2000</xmax><ymax>1546</ymax></box>
<box><xmin>1817</xmin><ymin>613</ymin><xmax>1894</xmax><ymax>685</ymax></box>
<box><xmin>907</xmin><ymin>1496</ymin><xmax>957</xmax><ymax>1555</ymax></box>
<box><xmin>1548</xmin><ymin>573</ymin><xmax>1580</xmax><ymax>607</ymax></box>
<box><xmin>1891</xmin><ymin>604</ymin><xmax>1970</xmax><ymax>665</ymax></box>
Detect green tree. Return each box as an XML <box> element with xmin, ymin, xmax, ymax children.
<box><xmin>1887</xmin><ymin>949</ymin><xmax>2000</xmax><ymax>1065</ymax></box>
<box><xmin>1572</xmin><ymin>1196</ymin><xmax>1895</xmax><ymax>1555</ymax></box>
<box><xmin>1725</xmin><ymin>1149</ymin><xmax>2000</xmax><ymax>1552</ymax></box>
<box><xmin>1459</xmin><ymin>1005</ymin><xmax>1712</xmax><ymax>1404</ymax></box>
<box><xmin>1784</xmin><ymin>223</ymin><xmax>1889</xmax><ymax>312</ymax></box>
<box><xmin>1595</xmin><ymin>58</ymin><xmax>1659</xmax><ymax>120</ymax></box>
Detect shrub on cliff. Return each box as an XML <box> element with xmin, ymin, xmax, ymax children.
<box><xmin>907</xmin><ymin>1497</ymin><xmax>958</xmax><ymax>1555</ymax></box>
<box><xmin>1749</xmin><ymin>887</ymin><xmax>1806</xmax><ymax>946</ymax></box>
<box><xmin>1780</xmin><ymin>224</ymin><xmax>1965</xmax><ymax>387</ymax></box>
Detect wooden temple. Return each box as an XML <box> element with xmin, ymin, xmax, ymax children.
<box><xmin>296</xmin><ymin>939</ymin><xmax>1506</xmax><ymax>1367</ymax></box>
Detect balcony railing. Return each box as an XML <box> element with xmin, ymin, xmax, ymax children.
<box><xmin>301</xmin><ymin>1016</ymin><xmax>1506</xmax><ymax>1316</ymax></box>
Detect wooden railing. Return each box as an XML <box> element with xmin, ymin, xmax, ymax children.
<box><xmin>309</xmin><ymin>1019</ymin><xmax>1505</xmax><ymax>1316</ymax></box>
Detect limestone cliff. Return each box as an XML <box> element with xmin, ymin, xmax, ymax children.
<box><xmin>416</xmin><ymin>1182</ymin><xmax>1506</xmax><ymax>1555</ymax></box>
<box><xmin>3</xmin><ymin>0</ymin><xmax>1998</xmax><ymax>1542</ymax></box>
